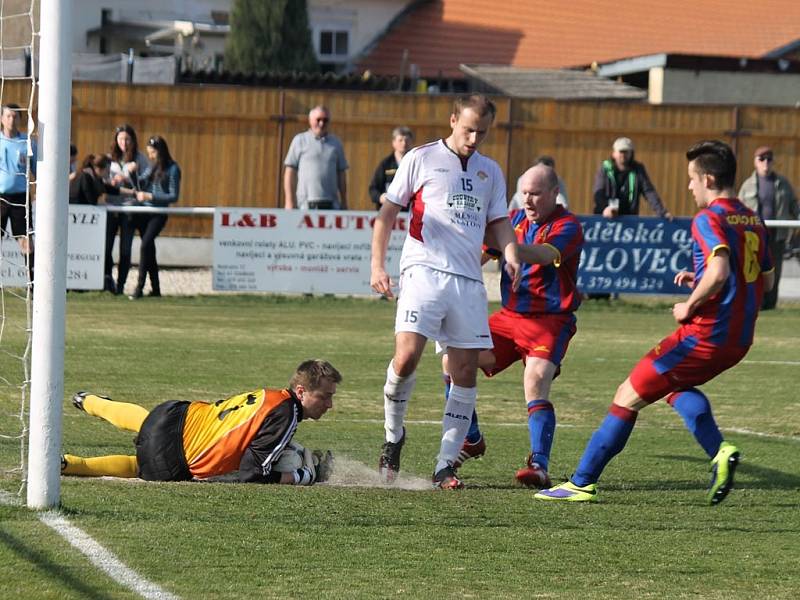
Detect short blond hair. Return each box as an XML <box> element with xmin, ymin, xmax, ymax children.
<box><xmin>288</xmin><ymin>359</ymin><xmax>342</xmax><ymax>391</ymax></box>
<box><xmin>452</xmin><ymin>94</ymin><xmax>496</xmax><ymax>121</ymax></box>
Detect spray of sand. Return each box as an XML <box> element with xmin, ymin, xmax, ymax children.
<box><xmin>82</xmin><ymin>457</ymin><xmax>431</xmax><ymax>490</ymax></box>
<box><xmin>323</xmin><ymin>455</ymin><xmax>431</xmax><ymax>490</ymax></box>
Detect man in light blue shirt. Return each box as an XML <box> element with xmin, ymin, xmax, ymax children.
<box><xmin>283</xmin><ymin>106</ymin><xmax>348</xmax><ymax>210</ymax></box>
<box><xmin>1</xmin><ymin>103</ymin><xmax>36</xmax><ymax>274</ymax></box>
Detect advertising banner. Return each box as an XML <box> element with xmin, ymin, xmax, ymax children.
<box><xmin>213</xmin><ymin>210</ymin><xmax>696</xmax><ymax>296</ymax></box>
<box><xmin>577</xmin><ymin>216</ymin><xmax>693</xmax><ymax>294</ymax></box>
<box><xmin>213</xmin><ymin>208</ymin><xmax>407</xmax><ymax>294</ymax></box>
<box><xmin>1</xmin><ymin>204</ymin><xmax>106</xmax><ymax>289</ymax></box>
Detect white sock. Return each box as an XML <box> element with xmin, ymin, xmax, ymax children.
<box><xmin>436</xmin><ymin>384</ymin><xmax>477</xmax><ymax>472</ymax></box>
<box><xmin>384</xmin><ymin>360</ymin><xmax>416</xmax><ymax>443</ymax></box>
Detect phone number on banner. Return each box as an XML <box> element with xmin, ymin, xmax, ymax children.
<box><xmin>578</xmin><ymin>275</ymin><xmax>665</xmax><ymax>292</ymax></box>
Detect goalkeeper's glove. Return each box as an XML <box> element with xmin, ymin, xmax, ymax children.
<box><xmin>292</xmin><ymin>447</ymin><xmax>317</xmax><ymax>486</ymax></box>
<box><xmin>312</xmin><ymin>449</ymin><xmax>335</xmax><ymax>483</ymax></box>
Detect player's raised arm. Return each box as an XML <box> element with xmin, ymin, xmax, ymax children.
<box><xmin>371</xmin><ymin>199</ymin><xmax>402</xmax><ymax>297</ymax></box>
<box><xmin>517</xmin><ymin>243</ymin><xmax>559</xmax><ymax>266</ymax></box>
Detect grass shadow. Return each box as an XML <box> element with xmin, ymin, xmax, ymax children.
<box><xmin>0</xmin><ymin>528</ymin><xmax>115</xmax><ymax>600</ymax></box>
<box><xmin>654</xmin><ymin>453</ymin><xmax>800</xmax><ymax>491</ymax></box>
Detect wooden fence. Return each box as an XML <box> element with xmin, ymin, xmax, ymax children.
<box><xmin>5</xmin><ymin>80</ymin><xmax>800</xmax><ymax>236</ymax></box>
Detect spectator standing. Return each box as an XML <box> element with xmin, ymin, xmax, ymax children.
<box><xmin>509</xmin><ymin>155</ymin><xmax>569</xmax><ymax>210</ymax></box>
<box><xmin>590</xmin><ymin>138</ymin><xmax>671</xmax><ymax>300</ymax></box>
<box><xmin>109</xmin><ymin>124</ymin><xmax>149</xmax><ymax>190</ymax></box>
<box><xmin>0</xmin><ymin>103</ymin><xmax>36</xmax><ymax>280</ymax></box>
<box><xmin>283</xmin><ymin>106</ymin><xmax>348</xmax><ymax>210</ymax></box>
<box><xmin>593</xmin><ymin>137</ymin><xmax>671</xmax><ymax>219</ymax></box>
<box><xmin>369</xmin><ymin>126</ymin><xmax>414</xmax><ymax>211</ymax></box>
<box><xmin>125</xmin><ymin>135</ymin><xmax>180</xmax><ymax>299</ymax></box>
<box><xmin>739</xmin><ymin>146</ymin><xmax>799</xmax><ymax>310</ymax></box>
<box><xmin>107</xmin><ymin>124</ymin><xmax>149</xmax><ymax>295</ymax></box>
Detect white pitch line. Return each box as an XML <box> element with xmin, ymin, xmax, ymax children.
<box><xmin>724</xmin><ymin>427</ymin><xmax>800</xmax><ymax>442</ymax></box>
<box><xmin>742</xmin><ymin>360</ymin><xmax>800</xmax><ymax>366</ymax></box>
<box><xmin>0</xmin><ymin>490</ymin><xmax>178</xmax><ymax>600</ymax></box>
<box><xmin>339</xmin><ymin>419</ymin><xmax>799</xmax><ymax>441</ymax></box>
<box><xmin>340</xmin><ymin>418</ymin><xmax>575</xmax><ymax>428</ymax></box>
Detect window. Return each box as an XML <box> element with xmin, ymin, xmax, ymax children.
<box><xmin>318</xmin><ymin>30</ymin><xmax>348</xmax><ymax>58</ymax></box>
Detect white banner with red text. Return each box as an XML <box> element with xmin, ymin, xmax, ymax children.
<box><xmin>213</xmin><ymin>208</ymin><xmax>407</xmax><ymax>294</ymax></box>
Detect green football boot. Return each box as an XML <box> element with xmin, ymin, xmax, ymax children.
<box><xmin>707</xmin><ymin>441</ymin><xmax>740</xmax><ymax>506</ymax></box>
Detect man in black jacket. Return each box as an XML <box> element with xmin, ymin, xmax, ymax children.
<box><xmin>589</xmin><ymin>137</ymin><xmax>672</xmax><ymax>300</ymax></box>
<box><xmin>369</xmin><ymin>126</ymin><xmax>414</xmax><ymax>211</ymax></box>
<box><xmin>593</xmin><ymin>137</ymin><xmax>672</xmax><ymax>219</ymax></box>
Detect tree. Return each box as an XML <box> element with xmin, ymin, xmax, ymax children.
<box><xmin>225</xmin><ymin>0</ymin><xmax>318</xmax><ymax>74</ymax></box>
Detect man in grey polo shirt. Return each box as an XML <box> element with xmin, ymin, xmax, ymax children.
<box><xmin>283</xmin><ymin>106</ymin><xmax>348</xmax><ymax>210</ymax></box>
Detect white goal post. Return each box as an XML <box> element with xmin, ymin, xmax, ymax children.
<box><xmin>26</xmin><ymin>0</ymin><xmax>71</xmax><ymax>509</ymax></box>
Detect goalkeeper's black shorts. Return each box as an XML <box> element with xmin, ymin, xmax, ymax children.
<box><xmin>135</xmin><ymin>400</ymin><xmax>192</xmax><ymax>481</ymax></box>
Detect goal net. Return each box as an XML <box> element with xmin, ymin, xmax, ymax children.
<box><xmin>2</xmin><ymin>0</ymin><xmax>71</xmax><ymax>509</ymax></box>
<box><xmin>0</xmin><ymin>0</ymin><xmax>37</xmax><ymax>497</ymax></box>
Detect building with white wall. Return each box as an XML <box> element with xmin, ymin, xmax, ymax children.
<box><xmin>69</xmin><ymin>0</ymin><xmax>415</xmax><ymax>73</ymax></box>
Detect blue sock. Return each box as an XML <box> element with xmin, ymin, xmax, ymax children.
<box><xmin>444</xmin><ymin>373</ymin><xmax>482</xmax><ymax>443</ymax></box>
<box><xmin>572</xmin><ymin>404</ymin><xmax>637</xmax><ymax>487</ymax></box>
<box><xmin>527</xmin><ymin>400</ymin><xmax>555</xmax><ymax>470</ymax></box>
<box><xmin>668</xmin><ymin>389</ymin><xmax>723</xmax><ymax>458</ymax></box>
<box><xmin>466</xmin><ymin>409</ymin><xmax>481</xmax><ymax>444</ymax></box>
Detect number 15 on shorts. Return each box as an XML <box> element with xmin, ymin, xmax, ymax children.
<box><xmin>403</xmin><ymin>310</ymin><xmax>419</xmax><ymax>323</ymax></box>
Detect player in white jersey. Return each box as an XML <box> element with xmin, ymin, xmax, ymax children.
<box><xmin>371</xmin><ymin>94</ymin><xmax>520</xmax><ymax>489</ymax></box>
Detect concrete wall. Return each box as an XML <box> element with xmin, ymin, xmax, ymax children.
<box><xmin>652</xmin><ymin>68</ymin><xmax>800</xmax><ymax>107</ymax></box>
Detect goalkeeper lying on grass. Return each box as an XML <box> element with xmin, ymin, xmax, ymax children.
<box><xmin>61</xmin><ymin>359</ymin><xmax>338</xmax><ymax>486</ymax></box>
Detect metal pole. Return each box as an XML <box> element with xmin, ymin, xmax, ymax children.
<box><xmin>505</xmin><ymin>97</ymin><xmax>514</xmax><ymax>188</ymax></box>
<box><xmin>276</xmin><ymin>90</ymin><xmax>286</xmax><ymax>208</ymax></box>
<box><xmin>27</xmin><ymin>0</ymin><xmax>72</xmax><ymax>509</ymax></box>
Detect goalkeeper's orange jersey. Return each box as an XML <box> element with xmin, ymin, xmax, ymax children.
<box><xmin>182</xmin><ymin>388</ymin><xmax>296</xmax><ymax>479</ymax></box>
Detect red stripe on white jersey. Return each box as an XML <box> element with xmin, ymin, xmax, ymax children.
<box><xmin>409</xmin><ymin>186</ymin><xmax>425</xmax><ymax>242</ymax></box>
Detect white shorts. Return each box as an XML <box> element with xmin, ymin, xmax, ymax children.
<box><xmin>394</xmin><ymin>265</ymin><xmax>492</xmax><ymax>349</ymax></box>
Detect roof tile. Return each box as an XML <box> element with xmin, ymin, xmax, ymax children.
<box><xmin>359</xmin><ymin>0</ymin><xmax>800</xmax><ymax>78</ymax></box>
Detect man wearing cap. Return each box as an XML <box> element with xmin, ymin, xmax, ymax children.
<box><xmin>592</xmin><ymin>137</ymin><xmax>672</xmax><ymax>219</ymax></box>
<box><xmin>739</xmin><ymin>146</ymin><xmax>799</xmax><ymax>309</ymax></box>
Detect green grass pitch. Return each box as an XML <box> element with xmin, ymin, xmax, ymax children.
<box><xmin>1</xmin><ymin>294</ymin><xmax>799</xmax><ymax>599</ymax></box>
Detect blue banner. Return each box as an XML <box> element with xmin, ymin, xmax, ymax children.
<box><xmin>577</xmin><ymin>216</ymin><xmax>693</xmax><ymax>294</ymax></box>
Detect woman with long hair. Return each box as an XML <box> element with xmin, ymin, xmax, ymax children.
<box><xmin>108</xmin><ymin>124</ymin><xmax>148</xmax><ymax>294</ymax></box>
<box><xmin>128</xmin><ymin>135</ymin><xmax>181</xmax><ymax>298</ymax></box>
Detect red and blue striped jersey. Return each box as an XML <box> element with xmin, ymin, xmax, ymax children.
<box><xmin>500</xmin><ymin>206</ymin><xmax>584</xmax><ymax>314</ymax></box>
<box><xmin>689</xmin><ymin>197</ymin><xmax>773</xmax><ymax>347</ymax></box>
